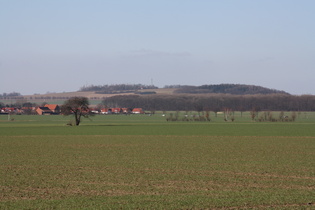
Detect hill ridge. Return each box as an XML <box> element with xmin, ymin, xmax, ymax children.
<box><xmin>174</xmin><ymin>84</ymin><xmax>289</xmax><ymax>95</ymax></box>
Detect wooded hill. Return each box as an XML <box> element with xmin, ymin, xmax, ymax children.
<box><xmin>4</xmin><ymin>84</ymin><xmax>314</xmax><ymax>112</ymax></box>
<box><xmin>79</xmin><ymin>84</ymin><xmax>289</xmax><ymax>95</ymax></box>
<box><xmin>97</xmin><ymin>84</ymin><xmax>315</xmax><ymax>112</ymax></box>
<box><xmin>173</xmin><ymin>84</ymin><xmax>289</xmax><ymax>95</ymax></box>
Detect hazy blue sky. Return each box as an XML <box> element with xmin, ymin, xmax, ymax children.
<box><xmin>1</xmin><ymin>0</ymin><xmax>314</xmax><ymax>95</ymax></box>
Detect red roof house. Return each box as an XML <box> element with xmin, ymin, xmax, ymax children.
<box><xmin>36</xmin><ymin>107</ymin><xmax>53</xmax><ymax>115</ymax></box>
<box><xmin>132</xmin><ymin>108</ymin><xmax>144</xmax><ymax>114</ymax></box>
<box><xmin>44</xmin><ymin>104</ymin><xmax>60</xmax><ymax>114</ymax></box>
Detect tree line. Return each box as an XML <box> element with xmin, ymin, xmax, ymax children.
<box><xmin>0</xmin><ymin>92</ymin><xmax>22</xmax><ymax>98</ymax></box>
<box><xmin>79</xmin><ymin>84</ymin><xmax>158</xmax><ymax>93</ymax></box>
<box><xmin>102</xmin><ymin>94</ymin><xmax>315</xmax><ymax>112</ymax></box>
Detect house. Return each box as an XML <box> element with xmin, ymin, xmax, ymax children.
<box><xmin>132</xmin><ymin>108</ymin><xmax>144</xmax><ymax>114</ymax></box>
<box><xmin>122</xmin><ymin>108</ymin><xmax>132</xmax><ymax>114</ymax></box>
<box><xmin>101</xmin><ymin>108</ymin><xmax>112</xmax><ymax>114</ymax></box>
<box><xmin>44</xmin><ymin>104</ymin><xmax>60</xmax><ymax>114</ymax></box>
<box><xmin>36</xmin><ymin>107</ymin><xmax>53</xmax><ymax>115</ymax></box>
<box><xmin>100</xmin><ymin>107</ymin><xmax>143</xmax><ymax>114</ymax></box>
<box><xmin>101</xmin><ymin>108</ymin><xmax>133</xmax><ymax>114</ymax></box>
<box><xmin>1</xmin><ymin>107</ymin><xmax>15</xmax><ymax>114</ymax></box>
<box><xmin>90</xmin><ymin>107</ymin><xmax>100</xmax><ymax>114</ymax></box>
<box><xmin>112</xmin><ymin>108</ymin><xmax>123</xmax><ymax>114</ymax></box>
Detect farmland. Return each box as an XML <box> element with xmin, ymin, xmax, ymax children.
<box><xmin>1</xmin><ymin>113</ymin><xmax>315</xmax><ymax>209</ymax></box>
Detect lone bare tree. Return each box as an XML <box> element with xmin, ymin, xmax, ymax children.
<box><xmin>61</xmin><ymin>97</ymin><xmax>92</xmax><ymax>126</ymax></box>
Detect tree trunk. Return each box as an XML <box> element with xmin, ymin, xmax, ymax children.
<box><xmin>74</xmin><ymin>112</ymin><xmax>81</xmax><ymax>126</ymax></box>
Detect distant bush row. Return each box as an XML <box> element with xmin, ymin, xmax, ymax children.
<box><xmin>166</xmin><ymin>111</ymin><xmax>211</xmax><ymax>122</ymax></box>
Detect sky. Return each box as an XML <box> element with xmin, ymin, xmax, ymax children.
<box><xmin>1</xmin><ymin>0</ymin><xmax>315</xmax><ymax>95</ymax></box>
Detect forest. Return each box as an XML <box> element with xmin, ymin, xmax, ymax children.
<box><xmin>103</xmin><ymin>94</ymin><xmax>315</xmax><ymax>112</ymax></box>
<box><xmin>174</xmin><ymin>84</ymin><xmax>289</xmax><ymax>95</ymax></box>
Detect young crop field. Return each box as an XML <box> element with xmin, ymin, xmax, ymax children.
<box><xmin>1</xmin><ymin>113</ymin><xmax>315</xmax><ymax>209</ymax></box>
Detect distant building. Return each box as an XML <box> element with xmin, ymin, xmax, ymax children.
<box><xmin>36</xmin><ymin>107</ymin><xmax>53</xmax><ymax>115</ymax></box>
<box><xmin>101</xmin><ymin>107</ymin><xmax>139</xmax><ymax>114</ymax></box>
<box><xmin>44</xmin><ymin>104</ymin><xmax>60</xmax><ymax>114</ymax></box>
<box><xmin>101</xmin><ymin>108</ymin><xmax>112</xmax><ymax>114</ymax></box>
<box><xmin>132</xmin><ymin>108</ymin><xmax>144</xmax><ymax>114</ymax></box>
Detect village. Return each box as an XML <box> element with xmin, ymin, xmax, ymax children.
<box><xmin>0</xmin><ymin>104</ymin><xmax>145</xmax><ymax>115</ymax></box>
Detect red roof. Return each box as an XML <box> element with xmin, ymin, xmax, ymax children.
<box><xmin>44</xmin><ymin>104</ymin><xmax>59</xmax><ymax>110</ymax></box>
<box><xmin>132</xmin><ymin>108</ymin><xmax>144</xmax><ymax>113</ymax></box>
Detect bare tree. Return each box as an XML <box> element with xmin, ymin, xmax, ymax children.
<box><xmin>250</xmin><ymin>108</ymin><xmax>258</xmax><ymax>121</ymax></box>
<box><xmin>291</xmin><ymin>111</ymin><xmax>297</xmax><ymax>121</ymax></box>
<box><xmin>279</xmin><ymin>111</ymin><xmax>285</xmax><ymax>121</ymax></box>
<box><xmin>212</xmin><ymin>107</ymin><xmax>221</xmax><ymax>117</ymax></box>
<box><xmin>223</xmin><ymin>108</ymin><xmax>233</xmax><ymax>121</ymax></box>
<box><xmin>61</xmin><ymin>97</ymin><xmax>92</xmax><ymax>126</ymax></box>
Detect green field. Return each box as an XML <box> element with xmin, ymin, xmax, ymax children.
<box><xmin>1</xmin><ymin>113</ymin><xmax>315</xmax><ymax>209</ymax></box>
